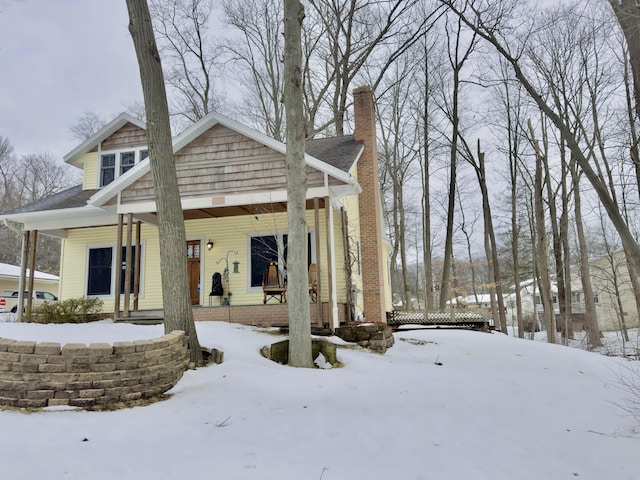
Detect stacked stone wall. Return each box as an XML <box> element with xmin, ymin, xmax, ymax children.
<box><xmin>0</xmin><ymin>330</ymin><xmax>188</xmax><ymax>409</ymax></box>
<box><xmin>335</xmin><ymin>324</ymin><xmax>394</xmax><ymax>353</ymax></box>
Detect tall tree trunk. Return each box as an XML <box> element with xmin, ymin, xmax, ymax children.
<box><xmin>476</xmin><ymin>141</ymin><xmax>507</xmax><ymax>334</ymax></box>
<box><xmin>543</xmin><ymin>126</ymin><xmax>567</xmax><ymax>342</ymax></box>
<box><xmin>560</xmin><ymin>140</ymin><xmax>574</xmax><ymax>340</ymax></box>
<box><xmin>420</xmin><ymin>40</ymin><xmax>434</xmax><ymax>312</ymax></box>
<box><xmin>571</xmin><ymin>160</ymin><xmax>602</xmax><ymax>347</ymax></box>
<box><xmin>126</xmin><ymin>0</ymin><xmax>202</xmax><ymax>366</ymax></box>
<box><xmin>284</xmin><ymin>0</ymin><xmax>313</xmax><ymax>368</ymax></box>
<box><xmin>439</xmin><ymin>67</ymin><xmax>459</xmax><ymax>310</ymax></box>
<box><xmin>528</xmin><ymin>120</ymin><xmax>556</xmax><ymax>344</ymax></box>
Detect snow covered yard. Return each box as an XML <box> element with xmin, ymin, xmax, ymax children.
<box><xmin>0</xmin><ymin>319</ymin><xmax>638</xmax><ymax>480</ymax></box>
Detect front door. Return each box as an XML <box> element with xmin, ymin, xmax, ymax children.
<box><xmin>186</xmin><ymin>240</ymin><xmax>201</xmax><ymax>305</ymax></box>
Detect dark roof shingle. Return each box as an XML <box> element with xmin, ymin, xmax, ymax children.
<box><xmin>305</xmin><ymin>135</ymin><xmax>361</xmax><ymax>173</ymax></box>
<box><xmin>1</xmin><ymin>185</ymin><xmax>97</xmax><ymax>215</ymax></box>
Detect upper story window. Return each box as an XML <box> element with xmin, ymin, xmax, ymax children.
<box><xmin>100</xmin><ymin>148</ymin><xmax>148</xmax><ymax>187</ymax></box>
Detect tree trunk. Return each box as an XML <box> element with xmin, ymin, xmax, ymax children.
<box><xmin>609</xmin><ymin>0</ymin><xmax>640</xmax><ymax>126</ymax></box>
<box><xmin>284</xmin><ymin>0</ymin><xmax>313</xmax><ymax>368</ymax></box>
<box><xmin>126</xmin><ymin>0</ymin><xmax>202</xmax><ymax>366</ymax></box>
<box><xmin>476</xmin><ymin>141</ymin><xmax>507</xmax><ymax>334</ymax></box>
<box><xmin>528</xmin><ymin>120</ymin><xmax>556</xmax><ymax>344</ymax></box>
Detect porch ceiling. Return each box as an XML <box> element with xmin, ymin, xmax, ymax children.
<box><xmin>164</xmin><ymin>198</ymin><xmax>326</xmax><ymax>221</ymax></box>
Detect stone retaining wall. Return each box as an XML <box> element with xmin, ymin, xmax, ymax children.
<box><xmin>335</xmin><ymin>324</ymin><xmax>395</xmax><ymax>353</ymax></box>
<box><xmin>0</xmin><ymin>330</ymin><xmax>188</xmax><ymax>409</ymax></box>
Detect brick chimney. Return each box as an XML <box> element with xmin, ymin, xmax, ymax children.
<box><xmin>353</xmin><ymin>85</ymin><xmax>387</xmax><ymax>324</ymax></box>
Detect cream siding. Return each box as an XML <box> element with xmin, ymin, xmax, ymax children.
<box><xmin>59</xmin><ymin>208</ymin><xmax>352</xmax><ymax>313</ymax></box>
<box><xmin>78</xmin><ymin>152</ymin><xmax>99</xmax><ymax>190</ymax></box>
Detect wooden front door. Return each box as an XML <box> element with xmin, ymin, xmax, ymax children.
<box><xmin>186</xmin><ymin>240</ymin><xmax>201</xmax><ymax>305</ymax></box>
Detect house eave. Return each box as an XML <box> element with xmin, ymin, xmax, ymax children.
<box><xmin>64</xmin><ymin>113</ymin><xmax>146</xmax><ymax>165</ymax></box>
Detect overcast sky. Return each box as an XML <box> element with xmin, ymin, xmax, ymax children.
<box><xmin>0</xmin><ymin>0</ymin><xmax>144</xmax><ymax>161</ymax></box>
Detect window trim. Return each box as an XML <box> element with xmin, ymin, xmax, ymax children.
<box><xmin>84</xmin><ymin>243</ymin><xmax>145</xmax><ymax>299</ymax></box>
<box><xmin>98</xmin><ymin>146</ymin><xmax>149</xmax><ymax>188</ymax></box>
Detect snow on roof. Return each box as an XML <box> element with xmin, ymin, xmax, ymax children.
<box><xmin>0</xmin><ymin>262</ymin><xmax>59</xmax><ymax>282</ymax></box>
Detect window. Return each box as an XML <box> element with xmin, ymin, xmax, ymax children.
<box><xmin>593</xmin><ymin>292</ymin><xmax>599</xmax><ymax>304</ymax></box>
<box><xmin>87</xmin><ymin>245</ymin><xmax>142</xmax><ymax>296</ymax></box>
<box><xmin>249</xmin><ymin>233</ymin><xmax>312</xmax><ymax>288</ymax></box>
<box><xmin>87</xmin><ymin>247</ymin><xmax>113</xmax><ymax>295</ymax></box>
<box><xmin>100</xmin><ymin>154</ymin><xmax>116</xmax><ymax>187</ymax></box>
<box><xmin>535</xmin><ymin>294</ymin><xmax>541</xmax><ymax>305</ymax></box>
<box><xmin>99</xmin><ymin>148</ymin><xmax>148</xmax><ymax>187</ymax></box>
<box><xmin>120</xmin><ymin>151</ymin><xmax>136</xmax><ymax>175</ymax></box>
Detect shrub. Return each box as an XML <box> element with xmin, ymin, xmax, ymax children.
<box><xmin>27</xmin><ymin>297</ymin><xmax>105</xmax><ymax>324</ymax></box>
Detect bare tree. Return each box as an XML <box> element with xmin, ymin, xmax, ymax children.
<box><xmin>150</xmin><ymin>0</ymin><xmax>224</xmax><ymax>129</ymax></box>
<box><xmin>438</xmin><ymin>0</ymin><xmax>640</xmax><ymax>287</ymax></box>
<box><xmin>69</xmin><ymin>110</ymin><xmax>108</xmax><ymax>142</ymax></box>
<box><xmin>223</xmin><ymin>0</ymin><xmax>286</xmax><ymax>140</ymax></box>
<box><xmin>126</xmin><ymin>0</ymin><xmax>203</xmax><ymax>366</ymax></box>
<box><xmin>438</xmin><ymin>13</ymin><xmax>477</xmax><ymax>310</ymax></box>
<box><xmin>284</xmin><ymin>0</ymin><xmax>313</xmax><ymax>368</ymax></box>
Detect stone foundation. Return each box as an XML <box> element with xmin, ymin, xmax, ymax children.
<box><xmin>0</xmin><ymin>330</ymin><xmax>188</xmax><ymax>409</ymax></box>
<box><xmin>335</xmin><ymin>324</ymin><xmax>394</xmax><ymax>353</ymax></box>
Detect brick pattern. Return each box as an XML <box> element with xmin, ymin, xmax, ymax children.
<box><xmin>192</xmin><ymin>303</ymin><xmax>349</xmax><ymax>327</ymax></box>
<box><xmin>353</xmin><ymin>86</ymin><xmax>387</xmax><ymax>324</ymax></box>
<box><xmin>0</xmin><ymin>331</ymin><xmax>188</xmax><ymax>409</ymax></box>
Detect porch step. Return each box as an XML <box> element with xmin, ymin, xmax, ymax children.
<box><xmin>115</xmin><ymin>309</ymin><xmax>164</xmax><ymax>325</ymax></box>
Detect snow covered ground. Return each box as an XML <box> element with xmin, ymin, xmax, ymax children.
<box><xmin>0</xmin><ymin>317</ymin><xmax>638</xmax><ymax>479</ymax></box>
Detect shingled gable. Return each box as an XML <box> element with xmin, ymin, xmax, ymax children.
<box><xmin>63</xmin><ymin>113</ymin><xmax>147</xmax><ymax>165</ymax></box>
<box><xmin>89</xmin><ymin>111</ymin><xmax>360</xmax><ymax>208</ymax></box>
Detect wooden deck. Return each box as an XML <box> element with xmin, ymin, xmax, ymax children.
<box><xmin>386</xmin><ymin>310</ymin><xmax>491</xmax><ymax>332</ymax></box>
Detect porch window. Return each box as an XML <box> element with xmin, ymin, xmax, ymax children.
<box><xmin>86</xmin><ymin>245</ymin><xmax>142</xmax><ymax>296</ymax></box>
<box><xmin>250</xmin><ymin>235</ymin><xmax>279</xmax><ymax>288</ymax></box>
<box><xmin>87</xmin><ymin>247</ymin><xmax>113</xmax><ymax>295</ymax></box>
<box><xmin>249</xmin><ymin>233</ymin><xmax>313</xmax><ymax>288</ymax></box>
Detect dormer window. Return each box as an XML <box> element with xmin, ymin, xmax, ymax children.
<box><xmin>99</xmin><ymin>147</ymin><xmax>148</xmax><ymax>187</ymax></box>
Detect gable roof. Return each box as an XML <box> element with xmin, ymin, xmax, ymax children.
<box><xmin>89</xmin><ymin>112</ymin><xmax>359</xmax><ymax>207</ymax></box>
<box><xmin>63</xmin><ymin>113</ymin><xmax>146</xmax><ymax>164</ymax></box>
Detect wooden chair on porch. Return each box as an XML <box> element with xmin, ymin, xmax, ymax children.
<box><xmin>262</xmin><ymin>263</ymin><xmax>287</xmax><ymax>304</ymax></box>
<box><xmin>308</xmin><ymin>263</ymin><xmax>317</xmax><ymax>302</ymax></box>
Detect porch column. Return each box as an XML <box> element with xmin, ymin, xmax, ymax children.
<box><xmin>114</xmin><ymin>214</ymin><xmax>124</xmax><ymax>319</ymax></box>
<box><xmin>26</xmin><ymin>230</ymin><xmax>37</xmax><ymax>319</ymax></box>
<box><xmin>313</xmin><ymin>198</ymin><xmax>322</xmax><ymax>327</ymax></box>
<box><xmin>134</xmin><ymin>221</ymin><xmax>142</xmax><ymax>310</ymax></box>
<box><xmin>17</xmin><ymin>231</ymin><xmax>29</xmax><ymax>322</ymax></box>
<box><xmin>123</xmin><ymin>213</ymin><xmax>133</xmax><ymax>317</ymax></box>
<box><xmin>325</xmin><ymin>197</ymin><xmax>339</xmax><ymax>330</ymax></box>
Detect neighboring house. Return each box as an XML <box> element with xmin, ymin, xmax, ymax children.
<box><xmin>571</xmin><ymin>250</ymin><xmax>640</xmax><ymax>332</ymax></box>
<box><xmin>505</xmin><ymin>279</ymin><xmax>560</xmax><ymax>330</ymax></box>
<box><xmin>0</xmin><ymin>262</ymin><xmax>59</xmax><ymax>296</ymax></box>
<box><xmin>0</xmin><ymin>86</ymin><xmax>392</xmax><ymax>329</ymax></box>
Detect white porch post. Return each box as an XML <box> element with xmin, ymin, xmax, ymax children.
<box><xmin>325</xmin><ymin>197</ymin><xmax>338</xmax><ymax>330</ymax></box>
<box><xmin>17</xmin><ymin>231</ymin><xmax>29</xmax><ymax>322</ymax></box>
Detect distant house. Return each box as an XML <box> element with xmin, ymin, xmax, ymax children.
<box><xmin>0</xmin><ymin>86</ymin><xmax>392</xmax><ymax>329</ymax></box>
<box><xmin>0</xmin><ymin>262</ymin><xmax>59</xmax><ymax>296</ymax></box>
<box><xmin>571</xmin><ymin>250</ymin><xmax>640</xmax><ymax>332</ymax></box>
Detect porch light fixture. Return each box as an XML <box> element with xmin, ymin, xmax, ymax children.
<box><xmin>206</xmin><ymin>239</ymin><xmax>214</xmax><ymax>251</ymax></box>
